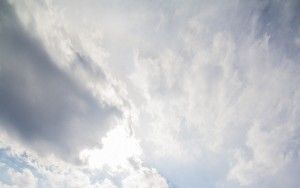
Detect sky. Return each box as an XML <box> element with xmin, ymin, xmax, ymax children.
<box><xmin>0</xmin><ymin>0</ymin><xmax>300</xmax><ymax>187</ymax></box>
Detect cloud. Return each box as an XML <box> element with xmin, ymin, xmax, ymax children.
<box><xmin>122</xmin><ymin>167</ymin><xmax>168</xmax><ymax>188</ymax></box>
<box><xmin>0</xmin><ymin>130</ymin><xmax>167</xmax><ymax>188</ymax></box>
<box><xmin>0</xmin><ymin>168</ymin><xmax>36</xmax><ymax>188</ymax></box>
<box><xmin>0</xmin><ymin>0</ymin><xmax>169</xmax><ymax>187</ymax></box>
<box><xmin>126</xmin><ymin>0</ymin><xmax>300</xmax><ymax>187</ymax></box>
<box><xmin>0</xmin><ymin>0</ymin><xmax>120</xmax><ymax>162</ymax></box>
<box><xmin>1</xmin><ymin>0</ymin><xmax>300</xmax><ymax>187</ymax></box>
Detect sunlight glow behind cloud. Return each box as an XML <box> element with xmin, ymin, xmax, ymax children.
<box><xmin>80</xmin><ymin>126</ymin><xmax>142</xmax><ymax>171</ymax></box>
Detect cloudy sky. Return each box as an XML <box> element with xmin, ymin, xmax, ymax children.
<box><xmin>0</xmin><ymin>0</ymin><xmax>300</xmax><ymax>187</ymax></box>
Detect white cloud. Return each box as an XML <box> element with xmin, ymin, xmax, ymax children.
<box><xmin>0</xmin><ymin>168</ymin><xmax>36</xmax><ymax>188</ymax></box>
<box><xmin>122</xmin><ymin>167</ymin><xmax>168</xmax><ymax>188</ymax></box>
<box><xmin>80</xmin><ymin>126</ymin><xmax>142</xmax><ymax>171</ymax></box>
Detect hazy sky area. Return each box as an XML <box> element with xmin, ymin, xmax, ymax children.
<box><xmin>0</xmin><ymin>0</ymin><xmax>300</xmax><ymax>187</ymax></box>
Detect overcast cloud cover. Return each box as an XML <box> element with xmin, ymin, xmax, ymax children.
<box><xmin>0</xmin><ymin>0</ymin><xmax>300</xmax><ymax>187</ymax></box>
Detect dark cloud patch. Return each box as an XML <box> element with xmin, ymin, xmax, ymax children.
<box><xmin>73</xmin><ymin>51</ymin><xmax>107</xmax><ymax>80</ymax></box>
<box><xmin>0</xmin><ymin>0</ymin><xmax>120</xmax><ymax>162</ymax></box>
<box><xmin>255</xmin><ymin>0</ymin><xmax>300</xmax><ymax>59</ymax></box>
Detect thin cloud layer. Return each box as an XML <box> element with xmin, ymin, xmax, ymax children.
<box><xmin>0</xmin><ymin>0</ymin><xmax>300</xmax><ymax>187</ymax></box>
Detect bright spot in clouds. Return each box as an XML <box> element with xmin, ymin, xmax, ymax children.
<box><xmin>80</xmin><ymin>126</ymin><xmax>142</xmax><ymax>171</ymax></box>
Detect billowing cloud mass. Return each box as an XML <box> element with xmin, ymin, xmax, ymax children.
<box><xmin>0</xmin><ymin>0</ymin><xmax>300</xmax><ymax>187</ymax></box>
<box><xmin>0</xmin><ymin>0</ymin><xmax>119</xmax><ymax>162</ymax></box>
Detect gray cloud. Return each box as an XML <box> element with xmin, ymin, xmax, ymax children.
<box><xmin>254</xmin><ymin>0</ymin><xmax>300</xmax><ymax>59</ymax></box>
<box><xmin>0</xmin><ymin>0</ymin><xmax>120</xmax><ymax>162</ymax></box>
